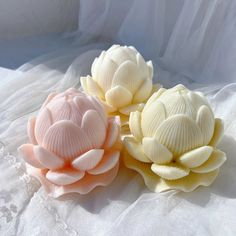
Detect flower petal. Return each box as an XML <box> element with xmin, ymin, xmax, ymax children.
<box><xmin>151</xmin><ymin>163</ymin><xmax>190</xmax><ymax>180</ymax></box>
<box><xmin>119</xmin><ymin>103</ymin><xmax>144</xmax><ymax>115</ymax></box>
<box><xmin>46</xmin><ymin>169</ymin><xmax>85</xmax><ymax>185</ymax></box>
<box><xmin>155</xmin><ymin>114</ymin><xmax>203</xmax><ymax>156</ymax></box>
<box><xmin>34</xmin><ymin>146</ymin><xmax>64</xmax><ymax>169</ymax></box>
<box><xmin>142</xmin><ymin>137</ymin><xmax>173</xmax><ymax>164</ymax></box>
<box><xmin>47</xmin><ymin>98</ymin><xmax>71</xmax><ymax>122</ymax></box>
<box><xmin>18</xmin><ymin>144</ymin><xmax>44</xmax><ymax>168</ymax></box>
<box><xmin>73</xmin><ymin>95</ymin><xmax>95</xmax><ymax>116</ymax></box>
<box><xmin>147</xmin><ymin>61</ymin><xmax>153</xmax><ymax>79</ymax></box>
<box><xmin>209</xmin><ymin>118</ymin><xmax>224</xmax><ymax>146</ymax></box>
<box><xmin>105</xmin><ymin>85</ymin><xmax>133</xmax><ymax>109</ymax></box>
<box><xmin>124</xmin><ymin>137</ymin><xmax>151</xmax><ymax>163</ymax></box>
<box><xmin>82</xmin><ymin>110</ymin><xmax>107</xmax><ymax>148</ymax></box>
<box><xmin>41</xmin><ymin>92</ymin><xmax>58</xmax><ymax>108</ymax></box>
<box><xmin>143</xmin><ymin>88</ymin><xmax>166</xmax><ymax>109</ymax></box>
<box><xmin>103</xmin><ymin>116</ymin><xmax>120</xmax><ymax>149</ymax></box>
<box><xmin>191</xmin><ymin>150</ymin><xmax>226</xmax><ymax>173</ymax></box>
<box><xmin>178</xmin><ymin>146</ymin><xmax>213</xmax><ymax>168</ymax></box>
<box><xmin>133</xmin><ymin>79</ymin><xmax>152</xmax><ymax>103</ymax></box>
<box><xmin>43</xmin><ymin>120</ymin><xmax>92</xmax><ymax>159</ymax></box>
<box><xmin>96</xmin><ymin>55</ymin><xmax>117</xmax><ymax>92</ymax></box>
<box><xmin>88</xmin><ymin>151</ymin><xmax>120</xmax><ymax>175</ymax></box>
<box><xmin>81</xmin><ymin>76</ymin><xmax>105</xmax><ymax>99</ymax></box>
<box><xmin>196</xmin><ymin>105</ymin><xmax>215</xmax><ymax>145</ymax></box>
<box><xmin>141</xmin><ymin>100</ymin><xmax>166</xmax><ymax>137</ymax></box>
<box><xmin>123</xmin><ymin>148</ymin><xmax>219</xmax><ymax>193</ymax></box>
<box><xmin>35</xmin><ymin>107</ymin><xmax>52</xmax><ymax>145</ymax></box>
<box><xmin>27</xmin><ymin>117</ymin><xmax>37</xmax><ymax>145</ymax></box>
<box><xmin>136</xmin><ymin>53</ymin><xmax>149</xmax><ymax>78</ymax></box>
<box><xmin>129</xmin><ymin>111</ymin><xmax>143</xmax><ymax>140</ymax></box>
<box><xmin>72</xmin><ymin>149</ymin><xmax>104</xmax><ymax>171</ymax></box>
<box><xmin>112</xmin><ymin>61</ymin><xmax>142</xmax><ymax>93</ymax></box>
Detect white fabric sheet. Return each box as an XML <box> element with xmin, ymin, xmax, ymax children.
<box><xmin>1</xmin><ymin>0</ymin><xmax>236</xmax><ymax>235</ymax></box>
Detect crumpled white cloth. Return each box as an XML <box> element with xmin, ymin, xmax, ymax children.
<box><xmin>1</xmin><ymin>0</ymin><xmax>236</xmax><ymax>235</ymax></box>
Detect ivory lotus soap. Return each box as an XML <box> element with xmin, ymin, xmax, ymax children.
<box><xmin>123</xmin><ymin>84</ymin><xmax>226</xmax><ymax>192</ymax></box>
<box><xmin>80</xmin><ymin>45</ymin><xmax>160</xmax><ymax>128</ymax></box>
<box><xmin>18</xmin><ymin>88</ymin><xmax>121</xmax><ymax>198</ymax></box>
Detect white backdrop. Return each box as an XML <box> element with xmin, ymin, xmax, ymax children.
<box><xmin>0</xmin><ymin>0</ymin><xmax>236</xmax><ymax>235</ymax></box>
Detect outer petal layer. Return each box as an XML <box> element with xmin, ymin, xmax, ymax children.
<box><xmin>124</xmin><ymin>137</ymin><xmax>151</xmax><ymax>163</ymax></box>
<box><xmin>123</xmin><ymin>149</ymin><xmax>219</xmax><ymax>192</ymax></box>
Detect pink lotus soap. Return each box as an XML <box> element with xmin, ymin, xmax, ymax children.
<box><xmin>18</xmin><ymin>88</ymin><xmax>121</xmax><ymax>198</ymax></box>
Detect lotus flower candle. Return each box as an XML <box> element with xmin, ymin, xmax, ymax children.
<box><xmin>18</xmin><ymin>88</ymin><xmax>121</xmax><ymax>198</ymax></box>
<box><xmin>80</xmin><ymin>45</ymin><xmax>159</xmax><ymax>127</ymax></box>
<box><xmin>123</xmin><ymin>84</ymin><xmax>226</xmax><ymax>192</ymax></box>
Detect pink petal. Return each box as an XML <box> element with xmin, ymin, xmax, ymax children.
<box><xmin>82</xmin><ymin>110</ymin><xmax>107</xmax><ymax>148</ymax></box>
<box><xmin>35</xmin><ymin>107</ymin><xmax>52</xmax><ymax>145</ymax></box>
<box><xmin>88</xmin><ymin>151</ymin><xmax>120</xmax><ymax>175</ymax></box>
<box><xmin>18</xmin><ymin>144</ymin><xmax>44</xmax><ymax>168</ymax></box>
<box><xmin>27</xmin><ymin>117</ymin><xmax>37</xmax><ymax>145</ymax></box>
<box><xmin>42</xmin><ymin>120</ymin><xmax>92</xmax><ymax>160</ymax></box>
<box><xmin>34</xmin><ymin>146</ymin><xmax>64</xmax><ymax>169</ymax></box>
<box><xmin>47</xmin><ymin>98</ymin><xmax>71</xmax><ymax>122</ymax></box>
<box><xmin>103</xmin><ymin>116</ymin><xmax>120</xmax><ymax>149</ymax></box>
<box><xmin>27</xmin><ymin>163</ymin><xmax>119</xmax><ymax>198</ymax></box>
<box><xmin>41</xmin><ymin>92</ymin><xmax>58</xmax><ymax>108</ymax></box>
<box><xmin>72</xmin><ymin>149</ymin><xmax>104</xmax><ymax>171</ymax></box>
<box><xmin>68</xmin><ymin>101</ymin><xmax>82</xmax><ymax>127</ymax></box>
<box><xmin>46</xmin><ymin>169</ymin><xmax>85</xmax><ymax>185</ymax></box>
<box><xmin>73</xmin><ymin>96</ymin><xmax>95</xmax><ymax>116</ymax></box>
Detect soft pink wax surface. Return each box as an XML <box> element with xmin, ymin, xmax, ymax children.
<box><xmin>18</xmin><ymin>88</ymin><xmax>121</xmax><ymax>198</ymax></box>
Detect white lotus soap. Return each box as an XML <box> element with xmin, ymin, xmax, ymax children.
<box><xmin>80</xmin><ymin>45</ymin><xmax>160</xmax><ymax>128</ymax></box>
<box><xmin>123</xmin><ymin>84</ymin><xmax>226</xmax><ymax>192</ymax></box>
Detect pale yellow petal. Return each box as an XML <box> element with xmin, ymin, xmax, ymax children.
<box><xmin>178</xmin><ymin>146</ymin><xmax>213</xmax><ymax>168</ymax></box>
<box><xmin>129</xmin><ymin>111</ymin><xmax>143</xmax><ymax>140</ymax></box>
<box><xmin>124</xmin><ymin>137</ymin><xmax>151</xmax><ymax>163</ymax></box>
<box><xmin>142</xmin><ymin>137</ymin><xmax>173</xmax><ymax>164</ymax></box>
<box><xmin>133</xmin><ymin>79</ymin><xmax>152</xmax><ymax>103</ymax></box>
<box><xmin>196</xmin><ymin>105</ymin><xmax>215</xmax><ymax>145</ymax></box>
<box><xmin>119</xmin><ymin>103</ymin><xmax>144</xmax><ymax>115</ymax></box>
<box><xmin>147</xmin><ymin>61</ymin><xmax>153</xmax><ymax>79</ymax></box>
<box><xmin>151</xmin><ymin>163</ymin><xmax>190</xmax><ymax>180</ymax></box>
<box><xmin>209</xmin><ymin>118</ymin><xmax>224</xmax><ymax>146</ymax></box>
<box><xmin>105</xmin><ymin>85</ymin><xmax>133</xmax><ymax>109</ymax></box>
<box><xmin>141</xmin><ymin>100</ymin><xmax>166</xmax><ymax>137</ymax></box>
<box><xmin>143</xmin><ymin>88</ymin><xmax>166</xmax><ymax>110</ymax></box>
<box><xmin>123</xmin><ymin>149</ymin><xmax>220</xmax><ymax>192</ymax></box>
<box><xmin>155</xmin><ymin>114</ymin><xmax>203</xmax><ymax>156</ymax></box>
<box><xmin>191</xmin><ymin>149</ymin><xmax>226</xmax><ymax>173</ymax></box>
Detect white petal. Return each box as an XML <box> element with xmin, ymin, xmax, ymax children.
<box><xmin>96</xmin><ymin>56</ymin><xmax>117</xmax><ymax>92</ymax></box>
<box><xmin>46</xmin><ymin>169</ymin><xmax>85</xmax><ymax>185</ymax></box>
<box><xmin>136</xmin><ymin>53</ymin><xmax>148</xmax><ymax>77</ymax></box>
<box><xmin>124</xmin><ymin>137</ymin><xmax>151</xmax><ymax>163</ymax></box>
<box><xmin>144</xmin><ymin>88</ymin><xmax>166</xmax><ymax>109</ymax></box>
<box><xmin>88</xmin><ymin>151</ymin><xmax>120</xmax><ymax>175</ymax></box>
<box><xmin>72</xmin><ymin>149</ymin><xmax>104</xmax><ymax>171</ymax></box>
<box><xmin>133</xmin><ymin>79</ymin><xmax>152</xmax><ymax>103</ymax></box>
<box><xmin>147</xmin><ymin>61</ymin><xmax>153</xmax><ymax>79</ymax></box>
<box><xmin>129</xmin><ymin>111</ymin><xmax>143</xmax><ymax>140</ymax></box>
<box><xmin>209</xmin><ymin>118</ymin><xmax>224</xmax><ymax>146</ymax></box>
<box><xmin>82</xmin><ymin>110</ymin><xmax>107</xmax><ymax>148</ymax></box>
<box><xmin>178</xmin><ymin>146</ymin><xmax>213</xmax><ymax>168</ymax></box>
<box><xmin>34</xmin><ymin>146</ymin><xmax>64</xmax><ymax>169</ymax></box>
<box><xmin>191</xmin><ymin>150</ymin><xmax>226</xmax><ymax>173</ymax></box>
<box><xmin>112</xmin><ymin>61</ymin><xmax>142</xmax><ymax>93</ymax></box>
<box><xmin>142</xmin><ymin>137</ymin><xmax>173</xmax><ymax>164</ymax></box>
<box><xmin>196</xmin><ymin>105</ymin><xmax>215</xmax><ymax>145</ymax></box>
<box><xmin>105</xmin><ymin>85</ymin><xmax>133</xmax><ymax>108</ymax></box>
<box><xmin>151</xmin><ymin>163</ymin><xmax>190</xmax><ymax>180</ymax></box>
